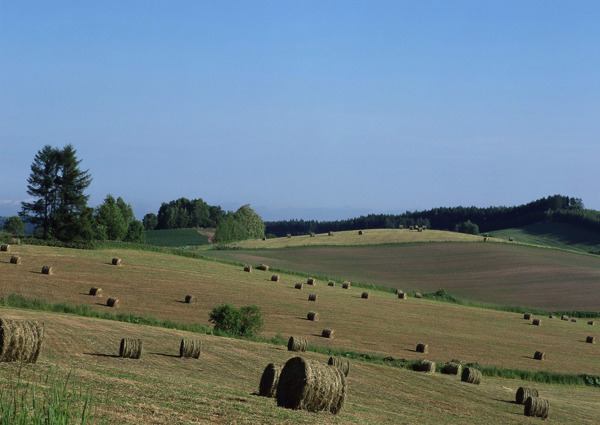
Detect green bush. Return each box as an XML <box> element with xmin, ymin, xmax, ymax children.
<box><xmin>209</xmin><ymin>303</ymin><xmax>263</xmax><ymax>337</ymax></box>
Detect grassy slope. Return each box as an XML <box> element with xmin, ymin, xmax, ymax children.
<box><xmin>146</xmin><ymin>228</ymin><xmax>210</xmax><ymax>247</ymax></box>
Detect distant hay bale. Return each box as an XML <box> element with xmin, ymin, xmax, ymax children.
<box><xmin>322</xmin><ymin>329</ymin><xmax>334</xmax><ymax>338</ymax></box>
<box><xmin>414</xmin><ymin>292</ymin><xmax>422</xmax><ymax>299</ymax></box>
<box><xmin>89</xmin><ymin>287</ymin><xmax>103</xmax><ymax>296</ymax></box>
<box><xmin>287</xmin><ymin>336</ymin><xmax>307</xmax><ymax>352</ymax></box>
<box><xmin>523</xmin><ymin>313</ymin><xmax>532</xmax><ymax>320</ymax></box>
<box><xmin>361</xmin><ymin>291</ymin><xmax>369</xmax><ymax>299</ymax></box>
<box><xmin>107</xmin><ymin>297</ymin><xmax>120</xmax><ymax>308</ymax></box>
<box><xmin>418</xmin><ymin>227</ymin><xmax>423</xmax><ymax>232</ymax></box>
<box><xmin>398</xmin><ymin>292</ymin><xmax>407</xmax><ymax>299</ymax></box>
<box><xmin>483</xmin><ymin>237</ymin><xmax>488</xmax><ymax>241</ymax></box>
<box><xmin>262</xmin><ymin>236</ymin><xmax>266</xmax><ymax>241</ymax></box>
<box><xmin>328</xmin><ymin>231</ymin><xmax>334</xmax><ymax>236</ymax></box>
<box><xmin>416</xmin><ymin>343</ymin><xmax>429</xmax><ymax>353</ymax></box>
<box><xmin>328</xmin><ymin>356</ymin><xmax>350</xmax><ymax>377</ymax></box>
<box><xmin>287</xmin><ymin>233</ymin><xmax>292</xmax><ymax>238</ymax></box>
<box><xmin>307</xmin><ymin>278</ymin><xmax>316</xmax><ymax>285</ymax></box>
<box><xmin>586</xmin><ymin>336</ymin><xmax>596</xmax><ymax>344</ymax></box>
<box><xmin>461</xmin><ymin>367</ymin><xmax>482</xmax><ymax>384</ymax></box>
<box><xmin>119</xmin><ymin>338</ymin><xmax>142</xmax><ymax>359</ymax></box>
<box><xmin>112</xmin><ymin>257</ymin><xmax>122</xmax><ymax>266</ymax></box>
<box><xmin>271</xmin><ymin>274</ymin><xmax>280</xmax><ymax>282</ymax></box>
<box><xmin>409</xmin><ymin>226</ymin><xmax>414</xmax><ymax>230</ymax></box>
<box><xmin>259</xmin><ymin>363</ymin><xmax>282</xmax><ymax>397</ymax></box>
<box><xmin>399</xmin><ymin>225</ymin><xmax>404</xmax><ymax>229</ymax></box>
<box><xmin>516</xmin><ymin>387</ymin><xmax>539</xmax><ymax>405</ymax></box>
<box><xmin>417</xmin><ymin>360</ymin><xmax>435</xmax><ymax>373</ymax></box>
<box><xmin>440</xmin><ymin>362</ymin><xmax>462</xmax><ymax>375</ymax></box>
<box><xmin>588</xmin><ymin>321</ymin><xmax>595</xmax><ymax>325</ymax></box>
<box><xmin>533</xmin><ymin>319</ymin><xmax>541</xmax><ymax>326</ymax></box>
<box><xmin>508</xmin><ymin>237</ymin><xmax>514</xmax><ymax>241</ymax></box>
<box><xmin>549</xmin><ymin>315</ymin><xmax>555</xmax><ymax>319</ymax></box>
<box><xmin>244</xmin><ymin>265</ymin><xmax>252</xmax><ymax>272</ymax></box>
<box><xmin>358</xmin><ymin>230</ymin><xmax>363</xmax><ymax>235</ymax></box>
<box><xmin>571</xmin><ymin>318</ymin><xmax>577</xmax><ymax>322</ymax></box>
<box><xmin>41</xmin><ymin>265</ymin><xmax>53</xmax><ymax>275</ymax></box>
<box><xmin>483</xmin><ymin>233</ymin><xmax>489</xmax><ymax>238</ymax></box>
<box><xmin>185</xmin><ymin>295</ymin><xmax>197</xmax><ymax>304</ymax></box>
<box><xmin>307</xmin><ymin>311</ymin><xmax>319</xmax><ymax>321</ymax></box>
<box><xmin>10</xmin><ymin>256</ymin><xmax>21</xmax><ymax>265</ymax></box>
<box><xmin>534</xmin><ymin>351</ymin><xmax>546</xmax><ymax>360</ymax></box>
<box><xmin>11</xmin><ymin>238</ymin><xmax>20</xmax><ymax>245</ymax></box>
<box><xmin>295</xmin><ymin>283</ymin><xmax>303</xmax><ymax>290</ymax></box>
<box><xmin>180</xmin><ymin>338</ymin><xmax>202</xmax><ymax>358</ymax></box>
<box><xmin>310</xmin><ymin>232</ymin><xmax>315</xmax><ymax>237</ymax></box>
<box><xmin>395</xmin><ymin>288</ymin><xmax>403</xmax><ymax>295</ymax></box>
<box><xmin>0</xmin><ymin>318</ymin><xmax>44</xmax><ymax>363</ymax></box>
<box><xmin>327</xmin><ymin>280</ymin><xmax>335</xmax><ymax>287</ymax></box>
<box><xmin>561</xmin><ymin>315</ymin><xmax>569</xmax><ymax>321</ymax></box>
<box><xmin>276</xmin><ymin>356</ymin><xmax>346</xmax><ymax>414</ymax></box>
<box><xmin>342</xmin><ymin>281</ymin><xmax>351</xmax><ymax>289</ymax></box>
<box><xmin>308</xmin><ymin>294</ymin><xmax>318</xmax><ymax>302</ymax></box>
<box><xmin>258</xmin><ymin>264</ymin><xmax>269</xmax><ymax>271</ymax></box>
<box><xmin>524</xmin><ymin>397</ymin><xmax>549</xmax><ymax>418</ymax></box>
<box><xmin>1</xmin><ymin>244</ymin><xmax>10</xmax><ymax>252</ymax></box>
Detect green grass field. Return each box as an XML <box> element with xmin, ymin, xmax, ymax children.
<box><xmin>146</xmin><ymin>228</ymin><xmax>211</xmax><ymax>247</ymax></box>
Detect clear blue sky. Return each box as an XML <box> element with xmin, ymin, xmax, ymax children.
<box><xmin>1</xmin><ymin>1</ymin><xmax>599</xmax><ymax>221</ymax></box>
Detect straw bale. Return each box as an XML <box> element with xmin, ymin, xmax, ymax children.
<box><xmin>588</xmin><ymin>320</ymin><xmax>594</xmax><ymax>325</ymax></box>
<box><xmin>287</xmin><ymin>336</ymin><xmax>307</xmax><ymax>352</ymax></box>
<box><xmin>294</xmin><ymin>283</ymin><xmax>303</xmax><ymax>290</ymax></box>
<box><xmin>41</xmin><ymin>265</ymin><xmax>53</xmax><ymax>275</ymax></box>
<box><xmin>417</xmin><ymin>360</ymin><xmax>435</xmax><ymax>373</ymax></box>
<box><xmin>398</xmin><ymin>292</ymin><xmax>407</xmax><ymax>299</ymax></box>
<box><xmin>310</xmin><ymin>232</ymin><xmax>316</xmax><ymax>237</ymax></box>
<box><xmin>534</xmin><ymin>351</ymin><xmax>546</xmax><ymax>360</ymax></box>
<box><xmin>119</xmin><ymin>338</ymin><xmax>142</xmax><ymax>359</ymax></box>
<box><xmin>0</xmin><ymin>319</ymin><xmax>44</xmax><ymax>363</ymax></box>
<box><xmin>358</xmin><ymin>230</ymin><xmax>363</xmax><ymax>235</ymax></box>
<box><xmin>571</xmin><ymin>318</ymin><xmax>577</xmax><ymax>322</ymax></box>
<box><xmin>322</xmin><ymin>329</ymin><xmax>334</xmax><ymax>338</ymax></box>
<box><xmin>10</xmin><ymin>256</ymin><xmax>21</xmax><ymax>265</ymax></box>
<box><xmin>12</xmin><ymin>238</ymin><xmax>20</xmax><ymax>245</ymax></box>
<box><xmin>516</xmin><ymin>387</ymin><xmax>539</xmax><ymax>405</ymax></box>
<box><xmin>440</xmin><ymin>362</ymin><xmax>462</xmax><ymax>375</ymax></box>
<box><xmin>328</xmin><ymin>356</ymin><xmax>350</xmax><ymax>377</ymax></box>
<box><xmin>258</xmin><ymin>264</ymin><xmax>270</xmax><ymax>271</ymax></box>
<box><xmin>107</xmin><ymin>297</ymin><xmax>120</xmax><ymax>308</ymax></box>
<box><xmin>533</xmin><ymin>319</ymin><xmax>541</xmax><ymax>326</ymax></box>
<box><xmin>244</xmin><ymin>265</ymin><xmax>252</xmax><ymax>272</ymax></box>
<box><xmin>416</xmin><ymin>343</ymin><xmax>428</xmax><ymax>353</ymax></box>
<box><xmin>89</xmin><ymin>287</ymin><xmax>103</xmax><ymax>296</ymax></box>
<box><xmin>414</xmin><ymin>293</ymin><xmax>422</xmax><ymax>299</ymax></box>
<box><xmin>586</xmin><ymin>336</ymin><xmax>596</xmax><ymax>344</ymax></box>
<box><xmin>180</xmin><ymin>338</ymin><xmax>202</xmax><ymax>358</ymax></box>
<box><xmin>112</xmin><ymin>257</ymin><xmax>122</xmax><ymax>266</ymax></box>
<box><xmin>259</xmin><ymin>363</ymin><xmax>282</xmax><ymax>397</ymax></box>
<box><xmin>561</xmin><ymin>315</ymin><xmax>568</xmax><ymax>321</ymax></box>
<box><xmin>523</xmin><ymin>313</ymin><xmax>532</xmax><ymax>320</ymax></box>
<box><xmin>307</xmin><ymin>312</ymin><xmax>319</xmax><ymax>321</ymax></box>
<box><xmin>361</xmin><ymin>292</ymin><xmax>369</xmax><ymax>299</ymax></box>
<box><xmin>328</xmin><ymin>231</ymin><xmax>333</xmax><ymax>236</ymax></box>
<box><xmin>342</xmin><ymin>281</ymin><xmax>351</xmax><ymax>289</ymax></box>
<box><xmin>524</xmin><ymin>397</ymin><xmax>549</xmax><ymax>418</ymax></box>
<box><xmin>185</xmin><ymin>295</ymin><xmax>197</xmax><ymax>304</ymax></box>
<box><xmin>308</xmin><ymin>294</ymin><xmax>318</xmax><ymax>302</ymax></box>
<box><xmin>461</xmin><ymin>367</ymin><xmax>482</xmax><ymax>384</ymax></box>
<box><xmin>307</xmin><ymin>278</ymin><xmax>316</xmax><ymax>285</ymax></box>
<box><xmin>0</xmin><ymin>244</ymin><xmax>9</xmax><ymax>252</ymax></box>
<box><xmin>327</xmin><ymin>280</ymin><xmax>335</xmax><ymax>287</ymax></box>
<box><xmin>271</xmin><ymin>274</ymin><xmax>280</xmax><ymax>282</ymax></box>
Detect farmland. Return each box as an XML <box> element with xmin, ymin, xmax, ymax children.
<box><xmin>146</xmin><ymin>228</ymin><xmax>212</xmax><ymax>247</ymax></box>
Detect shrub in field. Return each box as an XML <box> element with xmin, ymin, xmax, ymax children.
<box><xmin>209</xmin><ymin>303</ymin><xmax>263</xmax><ymax>337</ymax></box>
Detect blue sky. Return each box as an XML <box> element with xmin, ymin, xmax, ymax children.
<box><xmin>1</xmin><ymin>1</ymin><xmax>599</xmax><ymax>221</ymax></box>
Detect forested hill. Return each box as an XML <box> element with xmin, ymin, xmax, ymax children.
<box><xmin>265</xmin><ymin>195</ymin><xmax>600</xmax><ymax>237</ymax></box>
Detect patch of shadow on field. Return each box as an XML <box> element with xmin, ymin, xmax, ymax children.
<box><xmin>83</xmin><ymin>352</ymin><xmax>120</xmax><ymax>358</ymax></box>
<box><xmin>492</xmin><ymin>398</ymin><xmax>517</xmax><ymax>405</ymax></box>
<box><xmin>29</xmin><ymin>271</ymin><xmax>43</xmax><ymax>274</ymax></box>
<box><xmin>149</xmin><ymin>352</ymin><xmax>180</xmax><ymax>358</ymax></box>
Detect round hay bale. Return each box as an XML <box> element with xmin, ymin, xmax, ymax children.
<box><xmin>409</xmin><ymin>225</ymin><xmax>414</xmax><ymax>230</ymax></box>
<box><xmin>417</xmin><ymin>360</ymin><xmax>435</xmax><ymax>373</ymax></box>
<box><xmin>10</xmin><ymin>255</ymin><xmax>21</xmax><ymax>265</ymax></box>
<box><xmin>398</xmin><ymin>292</ymin><xmax>407</xmax><ymax>299</ymax></box>
<box><xmin>414</xmin><ymin>292</ymin><xmax>422</xmax><ymax>299</ymax></box>
<box><xmin>321</xmin><ymin>329</ymin><xmax>334</xmax><ymax>339</ymax></box>
<box><xmin>358</xmin><ymin>230</ymin><xmax>363</xmax><ymax>235</ymax></box>
<box><xmin>571</xmin><ymin>318</ymin><xmax>577</xmax><ymax>322</ymax></box>
<box><xmin>588</xmin><ymin>320</ymin><xmax>595</xmax><ymax>325</ymax></box>
<box><xmin>508</xmin><ymin>237</ymin><xmax>514</xmax><ymax>241</ymax></box>
<box><xmin>342</xmin><ymin>281</ymin><xmax>351</xmax><ymax>289</ymax></box>
<box><xmin>327</xmin><ymin>280</ymin><xmax>335</xmax><ymax>287</ymax></box>
<box><xmin>586</xmin><ymin>336</ymin><xmax>596</xmax><ymax>344</ymax></box>
<box><xmin>461</xmin><ymin>367</ymin><xmax>482</xmax><ymax>385</ymax></box>
<box><xmin>524</xmin><ymin>396</ymin><xmax>549</xmax><ymax>418</ymax></box>
<box><xmin>395</xmin><ymin>288</ymin><xmax>403</xmax><ymax>295</ymax></box>
<box><xmin>533</xmin><ymin>319</ymin><xmax>542</xmax><ymax>326</ymax></box>
<box><xmin>361</xmin><ymin>292</ymin><xmax>369</xmax><ymax>299</ymax></box>
<box><xmin>483</xmin><ymin>237</ymin><xmax>488</xmax><ymax>241</ymax></box>
<box><xmin>0</xmin><ymin>319</ymin><xmax>44</xmax><ymax>363</ymax></box>
<box><xmin>561</xmin><ymin>315</ymin><xmax>569</xmax><ymax>321</ymax></box>
<box><xmin>107</xmin><ymin>297</ymin><xmax>120</xmax><ymax>308</ymax></box>
<box><xmin>295</xmin><ymin>283</ymin><xmax>303</xmax><ymax>290</ymax></box>
<box><xmin>440</xmin><ymin>362</ymin><xmax>462</xmax><ymax>375</ymax></box>
<box><xmin>41</xmin><ymin>265</ymin><xmax>53</xmax><ymax>275</ymax></box>
<box><xmin>271</xmin><ymin>274</ymin><xmax>280</xmax><ymax>282</ymax></box>
<box><xmin>11</xmin><ymin>238</ymin><xmax>20</xmax><ymax>245</ymax></box>
<box><xmin>523</xmin><ymin>313</ymin><xmax>532</xmax><ymax>320</ymax></box>
<box><xmin>259</xmin><ymin>363</ymin><xmax>282</xmax><ymax>397</ymax></box>
<box><xmin>307</xmin><ymin>278</ymin><xmax>316</xmax><ymax>285</ymax></box>
<box><xmin>180</xmin><ymin>338</ymin><xmax>202</xmax><ymax>358</ymax></box>
<box><xmin>30</xmin><ymin>321</ymin><xmax>45</xmax><ymax>363</ymax></box>
<box><xmin>119</xmin><ymin>338</ymin><xmax>142</xmax><ymax>359</ymax></box>
<box><xmin>308</xmin><ymin>294</ymin><xmax>318</xmax><ymax>302</ymax></box>
<box><xmin>516</xmin><ymin>386</ymin><xmax>539</xmax><ymax>405</ymax></box>
<box><xmin>89</xmin><ymin>287</ymin><xmax>103</xmax><ymax>296</ymax></box>
<box><xmin>307</xmin><ymin>312</ymin><xmax>319</xmax><ymax>321</ymax></box>
<box><xmin>416</xmin><ymin>343</ymin><xmax>429</xmax><ymax>353</ymax></box>
<box><xmin>258</xmin><ymin>264</ymin><xmax>269</xmax><ymax>271</ymax></box>
<box><xmin>276</xmin><ymin>356</ymin><xmax>346</xmax><ymax>414</ymax></box>
<box><xmin>287</xmin><ymin>336</ymin><xmax>307</xmax><ymax>352</ymax></box>
<box><xmin>418</xmin><ymin>227</ymin><xmax>423</xmax><ymax>232</ymax></box>
<box><xmin>185</xmin><ymin>295</ymin><xmax>197</xmax><ymax>304</ymax></box>
<box><xmin>244</xmin><ymin>265</ymin><xmax>252</xmax><ymax>272</ymax></box>
<box><xmin>287</xmin><ymin>233</ymin><xmax>292</xmax><ymax>238</ymax></box>
<box><xmin>262</xmin><ymin>236</ymin><xmax>266</xmax><ymax>241</ymax></box>
<box><xmin>112</xmin><ymin>257</ymin><xmax>122</xmax><ymax>266</ymax></box>
<box><xmin>310</xmin><ymin>232</ymin><xmax>315</xmax><ymax>237</ymax></box>
<box><xmin>328</xmin><ymin>356</ymin><xmax>350</xmax><ymax>377</ymax></box>
<box><xmin>328</xmin><ymin>231</ymin><xmax>334</xmax><ymax>236</ymax></box>
<box><xmin>534</xmin><ymin>351</ymin><xmax>546</xmax><ymax>360</ymax></box>
<box><xmin>0</xmin><ymin>244</ymin><xmax>10</xmax><ymax>252</ymax></box>
<box><xmin>549</xmin><ymin>315</ymin><xmax>555</xmax><ymax>319</ymax></box>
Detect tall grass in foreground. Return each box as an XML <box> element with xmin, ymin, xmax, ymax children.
<box><xmin>0</xmin><ymin>365</ymin><xmax>92</xmax><ymax>425</ymax></box>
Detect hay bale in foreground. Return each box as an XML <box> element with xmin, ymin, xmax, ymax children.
<box><xmin>308</xmin><ymin>294</ymin><xmax>318</xmax><ymax>302</ymax></box>
<box><xmin>461</xmin><ymin>367</ymin><xmax>482</xmax><ymax>384</ymax></box>
<box><xmin>119</xmin><ymin>338</ymin><xmax>142</xmax><ymax>359</ymax></box>
<box><xmin>107</xmin><ymin>297</ymin><xmax>119</xmax><ymax>308</ymax></box>
<box><xmin>307</xmin><ymin>278</ymin><xmax>316</xmax><ymax>285</ymax></box>
<box><xmin>258</xmin><ymin>264</ymin><xmax>270</xmax><ymax>271</ymax></box>
<box><xmin>244</xmin><ymin>265</ymin><xmax>252</xmax><ymax>272</ymax></box>
<box><xmin>534</xmin><ymin>351</ymin><xmax>546</xmax><ymax>360</ymax></box>
<box><xmin>0</xmin><ymin>244</ymin><xmax>9</xmax><ymax>252</ymax></box>
<box><xmin>41</xmin><ymin>265</ymin><xmax>53</xmax><ymax>275</ymax></box>
<box><xmin>287</xmin><ymin>336</ymin><xmax>307</xmax><ymax>352</ymax></box>
<box><xmin>112</xmin><ymin>257</ymin><xmax>122</xmax><ymax>266</ymax></box>
<box><xmin>185</xmin><ymin>295</ymin><xmax>197</xmax><ymax>304</ymax></box>
<box><xmin>322</xmin><ymin>329</ymin><xmax>334</xmax><ymax>338</ymax></box>
<box><xmin>414</xmin><ymin>292</ymin><xmax>422</xmax><ymax>299</ymax></box>
<box><xmin>10</xmin><ymin>256</ymin><xmax>21</xmax><ymax>265</ymax></box>
<box><xmin>533</xmin><ymin>319</ymin><xmax>542</xmax><ymax>326</ymax></box>
<box><xmin>276</xmin><ymin>356</ymin><xmax>346</xmax><ymax>414</ymax></box>
<box><xmin>398</xmin><ymin>292</ymin><xmax>407</xmax><ymax>299</ymax></box>
<box><xmin>180</xmin><ymin>338</ymin><xmax>202</xmax><ymax>358</ymax></box>
<box><xmin>307</xmin><ymin>312</ymin><xmax>319</xmax><ymax>321</ymax></box>
<box><xmin>440</xmin><ymin>362</ymin><xmax>462</xmax><ymax>375</ymax></box>
<box><xmin>295</xmin><ymin>283</ymin><xmax>303</xmax><ymax>290</ymax></box>
<box><xmin>417</xmin><ymin>360</ymin><xmax>435</xmax><ymax>373</ymax></box>
<box><xmin>524</xmin><ymin>396</ymin><xmax>549</xmax><ymax>418</ymax></box>
<box><xmin>271</xmin><ymin>274</ymin><xmax>280</xmax><ymax>282</ymax></box>
<box><xmin>327</xmin><ymin>280</ymin><xmax>335</xmax><ymax>287</ymax></box>
<box><xmin>516</xmin><ymin>387</ymin><xmax>539</xmax><ymax>405</ymax></box>
<box><xmin>561</xmin><ymin>315</ymin><xmax>569</xmax><ymax>321</ymax></box>
<box><xmin>328</xmin><ymin>356</ymin><xmax>350</xmax><ymax>377</ymax></box>
<box><xmin>259</xmin><ymin>363</ymin><xmax>282</xmax><ymax>397</ymax></box>
<box><xmin>361</xmin><ymin>292</ymin><xmax>369</xmax><ymax>299</ymax></box>
<box><xmin>0</xmin><ymin>318</ymin><xmax>44</xmax><ymax>363</ymax></box>
<box><xmin>89</xmin><ymin>287</ymin><xmax>103</xmax><ymax>296</ymax></box>
<box><xmin>416</xmin><ymin>343</ymin><xmax>428</xmax><ymax>353</ymax></box>
<box><xmin>586</xmin><ymin>336</ymin><xmax>596</xmax><ymax>344</ymax></box>
<box><xmin>342</xmin><ymin>281</ymin><xmax>351</xmax><ymax>289</ymax></box>
<box><xmin>523</xmin><ymin>313</ymin><xmax>532</xmax><ymax>320</ymax></box>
